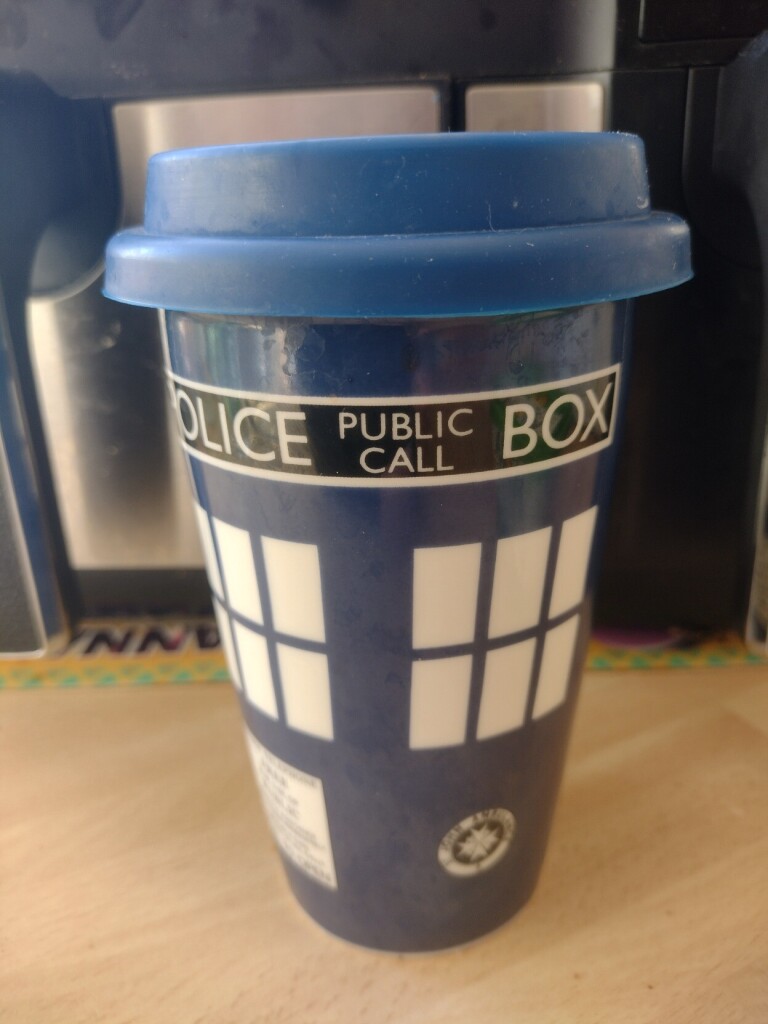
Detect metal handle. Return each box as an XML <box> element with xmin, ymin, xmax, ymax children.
<box><xmin>713</xmin><ymin>31</ymin><xmax>768</xmax><ymax>647</ymax></box>
<box><xmin>0</xmin><ymin>286</ymin><xmax>70</xmax><ymax>655</ymax></box>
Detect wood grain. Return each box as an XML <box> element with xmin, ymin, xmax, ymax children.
<box><xmin>2</xmin><ymin>669</ymin><xmax>767</xmax><ymax>1023</ymax></box>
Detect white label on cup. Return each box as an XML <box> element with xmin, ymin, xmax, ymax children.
<box><xmin>245</xmin><ymin>732</ymin><xmax>338</xmax><ymax>890</ymax></box>
<box><xmin>168</xmin><ymin>364</ymin><xmax>621</xmax><ymax>488</ymax></box>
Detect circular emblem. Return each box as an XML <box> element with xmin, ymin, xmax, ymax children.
<box><xmin>438</xmin><ymin>808</ymin><xmax>516</xmax><ymax>878</ymax></box>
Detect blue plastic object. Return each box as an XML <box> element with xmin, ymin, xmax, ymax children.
<box><xmin>104</xmin><ymin>132</ymin><xmax>692</xmax><ymax>317</ymax></box>
<box><xmin>102</xmin><ymin>133</ymin><xmax>693</xmax><ymax>952</ymax></box>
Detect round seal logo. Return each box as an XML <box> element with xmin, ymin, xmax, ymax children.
<box><xmin>438</xmin><ymin>808</ymin><xmax>516</xmax><ymax>878</ymax></box>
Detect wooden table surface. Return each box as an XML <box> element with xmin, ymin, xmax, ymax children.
<box><xmin>3</xmin><ymin>667</ymin><xmax>768</xmax><ymax>1024</ymax></box>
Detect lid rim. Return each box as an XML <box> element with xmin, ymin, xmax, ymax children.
<box><xmin>105</xmin><ymin>213</ymin><xmax>692</xmax><ymax>318</ymax></box>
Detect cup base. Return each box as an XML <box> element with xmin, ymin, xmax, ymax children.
<box><xmin>287</xmin><ymin>879</ymin><xmax>539</xmax><ymax>955</ymax></box>
<box><xmin>281</xmin><ymin>859</ymin><xmax>542</xmax><ymax>954</ymax></box>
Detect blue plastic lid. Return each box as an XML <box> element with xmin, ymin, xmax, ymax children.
<box><xmin>104</xmin><ymin>132</ymin><xmax>691</xmax><ymax>318</ymax></box>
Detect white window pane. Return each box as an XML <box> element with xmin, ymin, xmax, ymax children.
<box><xmin>213</xmin><ymin>599</ymin><xmax>241</xmax><ymax>691</ymax></box>
<box><xmin>533</xmin><ymin>614</ymin><xmax>580</xmax><ymax>720</ymax></box>
<box><xmin>277</xmin><ymin>645</ymin><xmax>334</xmax><ymax>741</ymax></box>
<box><xmin>477</xmin><ymin>638</ymin><xmax>536</xmax><ymax>739</ymax></box>
<box><xmin>262</xmin><ymin>538</ymin><xmax>325</xmax><ymax>642</ymax></box>
<box><xmin>193</xmin><ymin>504</ymin><xmax>223</xmax><ymax>600</ymax></box>
<box><xmin>488</xmin><ymin>526</ymin><xmax>552</xmax><ymax>637</ymax></box>
<box><xmin>211</xmin><ymin>517</ymin><xmax>263</xmax><ymax>623</ymax></box>
<box><xmin>413</xmin><ymin>543</ymin><xmax>482</xmax><ymax>649</ymax></box>
<box><xmin>409</xmin><ymin>655</ymin><xmax>472</xmax><ymax>749</ymax></box>
<box><xmin>233</xmin><ymin>621</ymin><xmax>278</xmax><ymax>719</ymax></box>
<box><xmin>549</xmin><ymin>506</ymin><xmax>598</xmax><ymax>618</ymax></box>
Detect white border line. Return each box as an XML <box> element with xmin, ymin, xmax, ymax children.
<box><xmin>0</xmin><ymin>429</ymin><xmax>48</xmax><ymax>656</ymax></box>
<box><xmin>182</xmin><ymin>434</ymin><xmax>615</xmax><ymax>488</ymax></box>
<box><xmin>168</xmin><ymin>363</ymin><xmax>622</xmax><ymax>408</ymax></box>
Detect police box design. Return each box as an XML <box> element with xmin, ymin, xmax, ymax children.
<box><xmin>202</xmin><ymin>503</ymin><xmax>597</xmax><ymax>751</ymax></box>
<box><xmin>159</xmin><ymin>294</ymin><xmax>638</xmax><ymax>950</ymax></box>
<box><xmin>170</xmin><ymin>365</ymin><xmax>619</xmax><ymax>485</ymax></box>
<box><xmin>203</xmin><ymin>498</ymin><xmax>596</xmax><ymax>890</ymax></box>
<box><xmin>182</xmin><ymin>364</ymin><xmax>606</xmax><ymax>937</ymax></box>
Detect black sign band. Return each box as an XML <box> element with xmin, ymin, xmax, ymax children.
<box><xmin>169</xmin><ymin>366</ymin><xmax>620</xmax><ymax>487</ymax></box>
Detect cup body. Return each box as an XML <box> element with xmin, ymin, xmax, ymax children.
<box><xmin>164</xmin><ymin>301</ymin><xmax>629</xmax><ymax>951</ymax></box>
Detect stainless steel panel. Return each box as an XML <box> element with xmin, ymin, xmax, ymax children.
<box><xmin>465</xmin><ymin>81</ymin><xmax>605</xmax><ymax>133</ymax></box>
<box><xmin>27</xmin><ymin>86</ymin><xmax>442</xmax><ymax>573</ymax></box>
<box><xmin>113</xmin><ymin>86</ymin><xmax>442</xmax><ymax>225</ymax></box>
<box><xmin>0</xmin><ymin>431</ymin><xmax>67</xmax><ymax>655</ymax></box>
<box><xmin>27</xmin><ymin>269</ymin><xmax>201</xmax><ymax>569</ymax></box>
<box><xmin>0</xmin><ymin>292</ymin><xmax>68</xmax><ymax>653</ymax></box>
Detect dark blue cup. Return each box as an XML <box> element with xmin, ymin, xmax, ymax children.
<box><xmin>106</xmin><ymin>133</ymin><xmax>691</xmax><ymax>951</ymax></box>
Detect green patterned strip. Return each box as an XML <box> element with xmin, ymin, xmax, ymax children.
<box><xmin>0</xmin><ymin>659</ymin><xmax>231</xmax><ymax>689</ymax></box>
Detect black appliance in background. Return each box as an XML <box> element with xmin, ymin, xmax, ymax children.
<box><xmin>0</xmin><ymin>0</ymin><xmax>767</xmax><ymax>654</ymax></box>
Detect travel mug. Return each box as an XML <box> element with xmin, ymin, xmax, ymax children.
<box><xmin>105</xmin><ymin>133</ymin><xmax>691</xmax><ymax>951</ymax></box>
